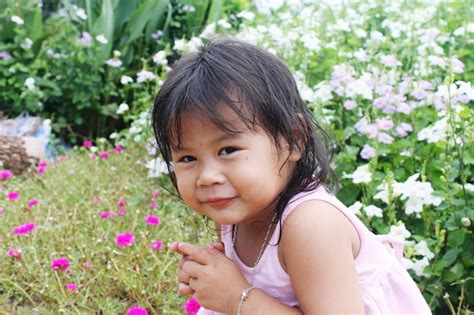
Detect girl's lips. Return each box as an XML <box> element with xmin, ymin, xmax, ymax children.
<box><xmin>206</xmin><ymin>197</ymin><xmax>235</xmax><ymax>208</ymax></box>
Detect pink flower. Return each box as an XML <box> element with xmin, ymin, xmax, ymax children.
<box><xmin>0</xmin><ymin>208</ymin><xmax>4</xmax><ymax>216</ymax></box>
<box><xmin>89</xmin><ymin>154</ymin><xmax>97</xmax><ymax>160</ymax></box>
<box><xmin>183</xmin><ymin>297</ymin><xmax>201</xmax><ymax>315</ymax></box>
<box><xmin>13</xmin><ymin>223</ymin><xmax>36</xmax><ymax>235</ymax></box>
<box><xmin>37</xmin><ymin>166</ymin><xmax>46</xmax><ymax>174</ymax></box>
<box><xmin>115</xmin><ymin>232</ymin><xmax>135</xmax><ymax>247</ymax></box>
<box><xmin>118</xmin><ymin>207</ymin><xmax>127</xmax><ymax>216</ymax></box>
<box><xmin>118</xmin><ymin>199</ymin><xmax>126</xmax><ymax>207</ymax></box>
<box><xmin>99</xmin><ymin>152</ymin><xmax>110</xmax><ymax>159</ymax></box>
<box><xmin>83</xmin><ymin>140</ymin><xmax>92</xmax><ymax>148</ymax></box>
<box><xmin>65</xmin><ymin>283</ymin><xmax>77</xmax><ymax>292</ymax></box>
<box><xmin>1</xmin><ymin>170</ymin><xmax>12</xmax><ymax>180</ymax></box>
<box><xmin>100</xmin><ymin>211</ymin><xmax>116</xmax><ymax>219</ymax></box>
<box><xmin>7</xmin><ymin>248</ymin><xmax>21</xmax><ymax>260</ymax></box>
<box><xmin>150</xmin><ymin>240</ymin><xmax>163</xmax><ymax>251</ymax></box>
<box><xmin>150</xmin><ymin>190</ymin><xmax>160</xmax><ymax>198</ymax></box>
<box><xmin>7</xmin><ymin>191</ymin><xmax>20</xmax><ymax>200</ymax></box>
<box><xmin>51</xmin><ymin>257</ymin><xmax>70</xmax><ymax>272</ymax></box>
<box><xmin>149</xmin><ymin>201</ymin><xmax>157</xmax><ymax>209</ymax></box>
<box><xmin>114</xmin><ymin>145</ymin><xmax>123</xmax><ymax>153</ymax></box>
<box><xmin>38</xmin><ymin>161</ymin><xmax>48</xmax><ymax>167</ymax></box>
<box><xmin>126</xmin><ymin>307</ymin><xmax>148</xmax><ymax>315</ymax></box>
<box><xmin>82</xmin><ymin>260</ymin><xmax>93</xmax><ymax>270</ymax></box>
<box><xmin>146</xmin><ymin>215</ymin><xmax>160</xmax><ymax>226</ymax></box>
<box><xmin>92</xmin><ymin>197</ymin><xmax>100</xmax><ymax>205</ymax></box>
<box><xmin>28</xmin><ymin>198</ymin><xmax>39</xmax><ymax>208</ymax></box>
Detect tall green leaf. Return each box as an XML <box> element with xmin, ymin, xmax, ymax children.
<box><xmin>92</xmin><ymin>0</ymin><xmax>114</xmax><ymax>59</ymax></box>
<box><xmin>206</xmin><ymin>0</ymin><xmax>224</xmax><ymax>24</ymax></box>
<box><xmin>144</xmin><ymin>0</ymin><xmax>170</xmax><ymax>44</ymax></box>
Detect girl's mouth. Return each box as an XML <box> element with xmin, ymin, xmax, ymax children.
<box><xmin>206</xmin><ymin>197</ymin><xmax>235</xmax><ymax>208</ymax></box>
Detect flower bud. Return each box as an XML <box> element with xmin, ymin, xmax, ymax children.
<box><xmin>461</xmin><ymin>217</ymin><xmax>471</xmax><ymax>227</ymax></box>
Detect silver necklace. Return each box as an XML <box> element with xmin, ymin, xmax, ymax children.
<box><xmin>232</xmin><ymin>212</ymin><xmax>279</xmax><ymax>268</ymax></box>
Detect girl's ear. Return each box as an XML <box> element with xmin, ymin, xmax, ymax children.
<box><xmin>287</xmin><ymin>113</ymin><xmax>307</xmax><ymax>162</ymax></box>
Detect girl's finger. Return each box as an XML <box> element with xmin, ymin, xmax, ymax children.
<box><xmin>178</xmin><ymin>282</ymin><xmax>195</xmax><ymax>296</ymax></box>
<box><xmin>207</xmin><ymin>241</ymin><xmax>225</xmax><ymax>253</ymax></box>
<box><xmin>178</xmin><ymin>242</ymin><xmax>212</xmax><ymax>265</ymax></box>
<box><xmin>178</xmin><ymin>268</ymin><xmax>191</xmax><ymax>284</ymax></box>
<box><xmin>182</xmin><ymin>260</ymin><xmax>204</xmax><ymax>277</ymax></box>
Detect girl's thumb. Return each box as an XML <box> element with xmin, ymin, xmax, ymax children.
<box><xmin>206</xmin><ymin>241</ymin><xmax>225</xmax><ymax>254</ymax></box>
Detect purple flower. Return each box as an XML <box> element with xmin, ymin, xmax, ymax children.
<box><xmin>13</xmin><ymin>223</ymin><xmax>36</xmax><ymax>235</ymax></box>
<box><xmin>375</xmin><ymin>118</ymin><xmax>394</xmax><ymax>131</ymax></box>
<box><xmin>78</xmin><ymin>32</ymin><xmax>92</xmax><ymax>46</ymax></box>
<box><xmin>396</xmin><ymin>123</ymin><xmax>413</xmax><ymax>138</ymax></box>
<box><xmin>377</xmin><ymin>132</ymin><xmax>394</xmax><ymax>144</ymax></box>
<box><xmin>360</xmin><ymin>145</ymin><xmax>376</xmax><ymax>159</ymax></box>
<box><xmin>115</xmin><ymin>232</ymin><xmax>135</xmax><ymax>247</ymax></box>
<box><xmin>0</xmin><ymin>51</ymin><xmax>12</xmax><ymax>60</ymax></box>
<box><xmin>343</xmin><ymin>100</ymin><xmax>357</xmax><ymax>110</ymax></box>
<box><xmin>51</xmin><ymin>258</ymin><xmax>70</xmax><ymax>272</ymax></box>
<box><xmin>126</xmin><ymin>307</ymin><xmax>148</xmax><ymax>315</ymax></box>
<box><xmin>183</xmin><ymin>297</ymin><xmax>201</xmax><ymax>315</ymax></box>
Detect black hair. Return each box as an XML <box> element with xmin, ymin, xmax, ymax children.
<box><xmin>152</xmin><ymin>37</ymin><xmax>336</xmax><ymax>241</ymax></box>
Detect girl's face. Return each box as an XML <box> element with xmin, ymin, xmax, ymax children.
<box><xmin>171</xmin><ymin>106</ymin><xmax>301</xmax><ymax>227</ymax></box>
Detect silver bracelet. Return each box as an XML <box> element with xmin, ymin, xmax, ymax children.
<box><xmin>237</xmin><ymin>286</ymin><xmax>255</xmax><ymax>315</ymax></box>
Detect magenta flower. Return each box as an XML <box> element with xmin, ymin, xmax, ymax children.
<box><xmin>38</xmin><ymin>161</ymin><xmax>48</xmax><ymax>167</ymax></box>
<box><xmin>51</xmin><ymin>257</ymin><xmax>70</xmax><ymax>272</ymax></box>
<box><xmin>115</xmin><ymin>232</ymin><xmax>135</xmax><ymax>247</ymax></box>
<box><xmin>28</xmin><ymin>198</ymin><xmax>39</xmax><ymax>207</ymax></box>
<box><xmin>7</xmin><ymin>191</ymin><xmax>20</xmax><ymax>200</ymax></box>
<box><xmin>13</xmin><ymin>222</ymin><xmax>36</xmax><ymax>235</ymax></box>
<box><xmin>100</xmin><ymin>211</ymin><xmax>116</xmax><ymax>219</ymax></box>
<box><xmin>37</xmin><ymin>166</ymin><xmax>46</xmax><ymax>174</ymax></box>
<box><xmin>65</xmin><ymin>283</ymin><xmax>78</xmax><ymax>292</ymax></box>
<box><xmin>150</xmin><ymin>190</ymin><xmax>160</xmax><ymax>198</ymax></box>
<box><xmin>7</xmin><ymin>248</ymin><xmax>21</xmax><ymax>260</ymax></box>
<box><xmin>99</xmin><ymin>151</ymin><xmax>110</xmax><ymax>159</ymax></box>
<box><xmin>114</xmin><ymin>145</ymin><xmax>123</xmax><ymax>153</ymax></box>
<box><xmin>149</xmin><ymin>201</ymin><xmax>157</xmax><ymax>209</ymax></box>
<box><xmin>126</xmin><ymin>307</ymin><xmax>148</xmax><ymax>315</ymax></box>
<box><xmin>118</xmin><ymin>207</ymin><xmax>127</xmax><ymax>216</ymax></box>
<box><xmin>150</xmin><ymin>240</ymin><xmax>163</xmax><ymax>251</ymax></box>
<box><xmin>183</xmin><ymin>297</ymin><xmax>201</xmax><ymax>315</ymax></box>
<box><xmin>145</xmin><ymin>215</ymin><xmax>160</xmax><ymax>226</ymax></box>
<box><xmin>1</xmin><ymin>170</ymin><xmax>12</xmax><ymax>180</ymax></box>
<box><xmin>83</xmin><ymin>140</ymin><xmax>92</xmax><ymax>148</ymax></box>
<box><xmin>118</xmin><ymin>199</ymin><xmax>126</xmax><ymax>207</ymax></box>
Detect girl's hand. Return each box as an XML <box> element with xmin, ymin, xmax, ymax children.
<box><xmin>178</xmin><ymin>242</ymin><xmax>249</xmax><ymax>313</ymax></box>
<box><xmin>171</xmin><ymin>241</ymin><xmax>225</xmax><ymax>296</ymax></box>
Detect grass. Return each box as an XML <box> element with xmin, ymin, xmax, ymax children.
<box><xmin>0</xmin><ymin>142</ymin><xmax>214</xmax><ymax>314</ymax></box>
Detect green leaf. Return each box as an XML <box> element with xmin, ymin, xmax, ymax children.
<box><xmin>442</xmin><ymin>248</ymin><xmax>460</xmax><ymax>265</ymax></box>
<box><xmin>443</xmin><ymin>262</ymin><xmax>464</xmax><ymax>282</ymax></box>
<box><xmin>25</xmin><ymin>8</ymin><xmax>44</xmax><ymax>41</ymax></box>
<box><xmin>447</xmin><ymin>229</ymin><xmax>466</xmax><ymax>248</ymax></box>
<box><xmin>336</xmin><ymin>184</ymin><xmax>361</xmax><ymax>206</ymax></box>
<box><xmin>206</xmin><ymin>0</ymin><xmax>224</xmax><ymax>24</ymax></box>
<box><xmin>92</xmin><ymin>0</ymin><xmax>115</xmax><ymax>59</ymax></box>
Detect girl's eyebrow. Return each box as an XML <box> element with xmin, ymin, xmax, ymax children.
<box><xmin>171</xmin><ymin>132</ymin><xmax>243</xmax><ymax>152</ymax></box>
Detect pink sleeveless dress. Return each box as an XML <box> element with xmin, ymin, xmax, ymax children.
<box><xmin>197</xmin><ymin>185</ymin><xmax>431</xmax><ymax>314</ymax></box>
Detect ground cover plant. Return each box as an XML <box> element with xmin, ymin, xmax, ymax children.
<box><xmin>0</xmin><ymin>142</ymin><xmax>211</xmax><ymax>313</ymax></box>
<box><xmin>0</xmin><ymin>0</ymin><xmax>473</xmax><ymax>314</ymax></box>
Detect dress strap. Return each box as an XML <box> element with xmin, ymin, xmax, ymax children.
<box><xmin>375</xmin><ymin>235</ymin><xmax>404</xmax><ymax>263</ymax></box>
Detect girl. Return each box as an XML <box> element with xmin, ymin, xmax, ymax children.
<box><xmin>152</xmin><ymin>38</ymin><xmax>431</xmax><ymax>314</ymax></box>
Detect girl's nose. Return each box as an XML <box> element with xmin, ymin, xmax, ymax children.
<box><xmin>196</xmin><ymin>164</ymin><xmax>226</xmax><ymax>187</ymax></box>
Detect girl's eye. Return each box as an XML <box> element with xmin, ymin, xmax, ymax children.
<box><xmin>178</xmin><ymin>156</ymin><xmax>196</xmax><ymax>163</ymax></box>
<box><xmin>219</xmin><ymin>147</ymin><xmax>238</xmax><ymax>156</ymax></box>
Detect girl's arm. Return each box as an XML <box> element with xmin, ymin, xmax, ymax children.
<box><xmin>280</xmin><ymin>200</ymin><xmax>365</xmax><ymax>314</ymax></box>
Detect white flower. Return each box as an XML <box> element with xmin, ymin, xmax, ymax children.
<box><xmin>90</xmin><ymin>146</ymin><xmax>98</xmax><ymax>153</ymax></box>
<box><xmin>182</xmin><ymin>4</ymin><xmax>196</xmax><ymax>12</ymax></box>
<box><xmin>95</xmin><ymin>34</ymin><xmax>108</xmax><ymax>44</ymax></box>
<box><xmin>348</xmin><ymin>201</ymin><xmax>363</xmax><ymax>215</ymax></box>
<box><xmin>414</xmin><ymin>240</ymin><xmax>434</xmax><ymax>260</ymax></box>
<box><xmin>364</xmin><ymin>205</ymin><xmax>383</xmax><ymax>218</ymax></box>
<box><xmin>187</xmin><ymin>37</ymin><xmax>203</xmax><ymax>52</ymax></box>
<box><xmin>11</xmin><ymin>15</ymin><xmax>24</xmax><ymax>25</ymax></box>
<box><xmin>393</xmin><ymin>174</ymin><xmax>443</xmax><ymax>215</ymax></box>
<box><xmin>217</xmin><ymin>19</ymin><xmax>231</xmax><ymax>29</ymax></box>
<box><xmin>388</xmin><ymin>223</ymin><xmax>411</xmax><ymax>241</ymax></box>
<box><xmin>116</xmin><ymin>103</ymin><xmax>129</xmax><ymax>115</ymax></box>
<box><xmin>237</xmin><ymin>11</ymin><xmax>255</xmax><ymax>21</ymax></box>
<box><xmin>350</xmin><ymin>164</ymin><xmax>372</xmax><ymax>184</ymax></box>
<box><xmin>254</xmin><ymin>0</ymin><xmax>284</xmax><ymax>15</ymax></box>
<box><xmin>411</xmin><ymin>257</ymin><xmax>430</xmax><ymax>276</ymax></box>
<box><xmin>146</xmin><ymin>158</ymin><xmax>169</xmax><ymax>178</ymax></box>
<box><xmin>417</xmin><ymin>117</ymin><xmax>450</xmax><ymax>143</ymax></box>
<box><xmin>173</xmin><ymin>39</ymin><xmax>188</xmax><ymax>53</ymax></box>
<box><xmin>461</xmin><ymin>217</ymin><xmax>471</xmax><ymax>227</ymax></box>
<box><xmin>152</xmin><ymin>51</ymin><xmax>167</xmax><ymax>66</ymax></box>
<box><xmin>24</xmin><ymin>77</ymin><xmax>36</xmax><ymax>90</ymax></box>
<box><xmin>76</xmin><ymin>8</ymin><xmax>87</xmax><ymax>20</ymax></box>
<box><xmin>21</xmin><ymin>38</ymin><xmax>33</xmax><ymax>49</ymax></box>
<box><xmin>105</xmin><ymin>59</ymin><xmax>122</xmax><ymax>68</ymax></box>
<box><xmin>136</xmin><ymin>70</ymin><xmax>155</xmax><ymax>83</ymax></box>
<box><xmin>120</xmin><ymin>75</ymin><xmax>133</xmax><ymax>85</ymax></box>
<box><xmin>300</xmin><ymin>33</ymin><xmax>320</xmax><ymax>51</ymax></box>
<box><xmin>465</xmin><ymin>183</ymin><xmax>474</xmax><ymax>192</ymax></box>
<box><xmin>109</xmin><ymin>132</ymin><xmax>118</xmax><ymax>139</ymax></box>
